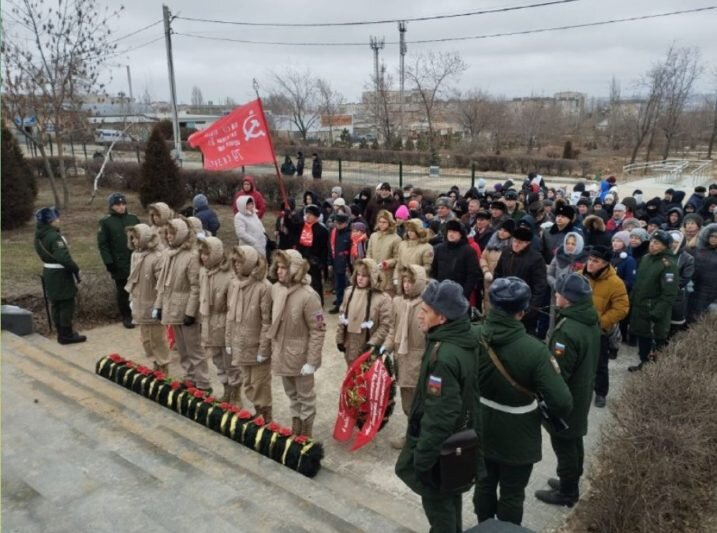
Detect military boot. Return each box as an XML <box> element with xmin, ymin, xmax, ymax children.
<box><xmin>535</xmin><ymin>479</ymin><xmax>579</xmax><ymax>507</ymax></box>
<box><xmin>58</xmin><ymin>326</ymin><xmax>87</xmax><ymax>345</ymax></box>
<box><xmin>301</xmin><ymin>415</ymin><xmax>315</xmax><ymax>438</ymax></box>
<box><xmin>291</xmin><ymin>417</ymin><xmax>302</xmax><ymax>435</ymax></box>
<box><xmin>547</xmin><ymin>477</ymin><xmax>561</xmax><ymax>491</ymax></box>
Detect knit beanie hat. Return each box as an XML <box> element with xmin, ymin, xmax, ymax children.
<box><xmin>108</xmin><ymin>192</ymin><xmax>127</xmax><ymax>207</ymax></box>
<box><xmin>630</xmin><ymin>228</ymin><xmax>650</xmax><ymax>243</ymax></box>
<box><xmin>395</xmin><ymin>204</ymin><xmax>410</xmax><ymax>221</ymax></box>
<box><xmin>555</xmin><ymin>273</ymin><xmax>592</xmax><ymax>303</ymax></box>
<box><xmin>421</xmin><ymin>280</ymin><xmax>469</xmax><ymax>320</ymax></box>
<box><xmin>612</xmin><ymin>231</ymin><xmax>631</xmax><ymax>249</ymax></box>
<box><xmin>192</xmin><ymin>193</ymin><xmax>208</xmax><ymax>210</ymax></box>
<box><xmin>489</xmin><ymin>277</ymin><xmax>531</xmax><ymax>314</ymax></box>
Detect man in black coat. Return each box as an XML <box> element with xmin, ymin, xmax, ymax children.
<box><xmin>432</xmin><ymin>220</ymin><xmax>481</xmax><ymax>301</ymax></box>
<box><xmin>494</xmin><ymin>227</ymin><xmax>548</xmax><ymax>336</ymax></box>
<box><xmin>364</xmin><ymin>182</ymin><xmax>399</xmax><ymax>228</ymax></box>
<box><xmin>296</xmin><ymin>205</ymin><xmax>329</xmax><ymax>305</ymax></box>
<box><xmin>311</xmin><ymin>153</ymin><xmax>322</xmax><ymax>179</ymax></box>
<box><xmin>471</xmin><ymin>210</ymin><xmax>494</xmax><ymax>251</ymax></box>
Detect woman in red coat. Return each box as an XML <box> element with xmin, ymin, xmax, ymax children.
<box><xmin>232</xmin><ymin>176</ymin><xmax>266</xmax><ymax>219</ymax></box>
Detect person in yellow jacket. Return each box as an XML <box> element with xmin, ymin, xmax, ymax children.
<box><xmin>582</xmin><ymin>245</ymin><xmax>629</xmax><ymax>407</ymax></box>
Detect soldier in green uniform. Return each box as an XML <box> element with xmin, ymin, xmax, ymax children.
<box><xmin>34</xmin><ymin>207</ymin><xmax>86</xmax><ymax>344</ymax></box>
<box><xmin>473</xmin><ymin>277</ymin><xmax>572</xmax><ymax>526</ymax></box>
<box><xmin>628</xmin><ymin>230</ymin><xmax>679</xmax><ymax>372</ymax></box>
<box><xmin>395</xmin><ymin>279</ymin><xmax>480</xmax><ymax>533</ymax></box>
<box><xmin>97</xmin><ymin>192</ymin><xmax>141</xmax><ymax>328</ymax></box>
<box><xmin>535</xmin><ymin>273</ymin><xmax>600</xmax><ymax>507</ymax></box>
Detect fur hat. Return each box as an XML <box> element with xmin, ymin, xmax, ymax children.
<box><xmin>651</xmin><ymin>229</ymin><xmax>673</xmax><ymax>247</ymax></box>
<box><xmin>588</xmin><ymin>244</ymin><xmax>612</xmax><ymax>262</ymax></box>
<box><xmin>476</xmin><ymin>210</ymin><xmax>491</xmax><ymax>220</ymax></box>
<box><xmin>490</xmin><ymin>200</ymin><xmax>507</xmax><ymax>212</ymax></box>
<box><xmin>554</xmin><ymin>204</ymin><xmax>576</xmax><ymax>220</ymax></box>
<box><xmin>499</xmin><ymin>219</ymin><xmax>516</xmax><ymax>234</ymax></box>
<box><xmin>513</xmin><ymin>227</ymin><xmax>533</xmax><ymax>242</ymax></box>
<box><xmin>435</xmin><ymin>197</ymin><xmax>452</xmax><ymax>209</ymax></box>
<box><xmin>35</xmin><ymin>206</ymin><xmax>60</xmax><ymax>225</ymax></box>
<box><xmin>445</xmin><ymin>219</ymin><xmax>466</xmax><ymax>236</ymax></box>
<box><xmin>489</xmin><ymin>277</ymin><xmax>531</xmax><ymax>314</ymax></box>
<box><xmin>333</xmin><ymin>197</ymin><xmax>347</xmax><ymax>208</ymax></box>
<box><xmin>421</xmin><ymin>279</ymin><xmax>469</xmax><ymax>320</ymax></box>
<box><xmin>305</xmin><ymin>204</ymin><xmax>321</xmax><ymax>218</ymax></box>
<box><xmin>555</xmin><ymin>273</ymin><xmax>592</xmax><ymax>303</ymax></box>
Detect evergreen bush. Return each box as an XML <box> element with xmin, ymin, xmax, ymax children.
<box><xmin>139</xmin><ymin>125</ymin><xmax>185</xmax><ymax>209</ymax></box>
<box><xmin>1</xmin><ymin>127</ymin><xmax>37</xmax><ymax>230</ymax></box>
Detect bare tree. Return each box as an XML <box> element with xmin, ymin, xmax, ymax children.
<box><xmin>316</xmin><ymin>78</ymin><xmax>344</xmax><ymax>144</ymax></box>
<box><xmin>453</xmin><ymin>89</ymin><xmax>493</xmax><ymax>144</ymax></box>
<box><xmin>405</xmin><ymin>51</ymin><xmax>467</xmax><ymax>162</ymax></box>
<box><xmin>2</xmin><ymin>0</ymin><xmax>123</xmax><ymax>209</ymax></box>
<box><xmin>224</xmin><ymin>96</ymin><xmax>237</xmax><ymax>106</ymax></box>
<box><xmin>363</xmin><ymin>62</ymin><xmax>397</xmax><ymax>147</ymax></box>
<box><xmin>513</xmin><ymin>99</ymin><xmax>553</xmax><ymax>153</ymax></box>
<box><xmin>607</xmin><ymin>76</ymin><xmax>623</xmax><ymax>150</ymax></box>
<box><xmin>627</xmin><ymin>63</ymin><xmax>667</xmax><ymax>164</ymax></box>
<box><xmin>658</xmin><ymin>46</ymin><xmax>703</xmax><ymax>159</ymax></box>
<box><xmin>269</xmin><ymin>68</ymin><xmax>319</xmax><ymax>141</ymax></box>
<box><xmin>191</xmin><ymin>85</ymin><xmax>204</xmax><ymax>106</ymax></box>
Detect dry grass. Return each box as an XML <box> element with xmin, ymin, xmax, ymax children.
<box><xmin>566</xmin><ymin>315</ymin><xmax>717</xmax><ymax>532</ymax></box>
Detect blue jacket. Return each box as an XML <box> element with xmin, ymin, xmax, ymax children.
<box><xmin>611</xmin><ymin>251</ymin><xmax>636</xmax><ymax>292</ymax></box>
<box><xmin>194</xmin><ymin>205</ymin><xmax>220</xmax><ymax>235</ymax></box>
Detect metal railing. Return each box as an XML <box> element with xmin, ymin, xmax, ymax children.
<box><xmin>622</xmin><ymin>159</ymin><xmax>691</xmax><ymax>184</ymax></box>
<box><xmin>688</xmin><ymin>160</ymin><xmax>714</xmax><ymax>187</ymax></box>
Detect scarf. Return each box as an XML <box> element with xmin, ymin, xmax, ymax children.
<box><xmin>485</xmin><ymin>231</ymin><xmax>511</xmax><ymax>252</ymax></box>
<box><xmin>125</xmin><ymin>250</ymin><xmax>151</xmax><ymax>294</ymax></box>
<box><xmin>396</xmin><ymin>296</ymin><xmax>422</xmax><ymax>356</ymax></box>
<box><xmin>267</xmin><ymin>283</ymin><xmax>302</xmax><ymax>340</ymax></box>
<box><xmin>299</xmin><ymin>222</ymin><xmax>314</xmax><ymax>247</ymax></box>
<box><xmin>199</xmin><ymin>267</ymin><xmax>223</xmax><ymax>316</ymax></box>
<box><xmin>351</xmin><ymin>232</ymin><xmax>368</xmax><ymax>259</ymax></box>
<box><xmin>230</xmin><ymin>277</ymin><xmax>255</xmax><ymax>324</ymax></box>
<box><xmin>343</xmin><ymin>287</ymin><xmax>370</xmax><ymax>334</ymax></box>
<box><xmin>155</xmin><ymin>246</ymin><xmax>183</xmax><ymax>293</ymax></box>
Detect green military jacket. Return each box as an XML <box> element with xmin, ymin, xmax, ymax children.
<box><xmin>548</xmin><ymin>297</ymin><xmax>600</xmax><ymax>438</ymax></box>
<box><xmin>474</xmin><ymin>309</ymin><xmax>572</xmax><ymax>465</ymax></box>
<box><xmin>629</xmin><ymin>250</ymin><xmax>679</xmax><ymax>339</ymax></box>
<box><xmin>97</xmin><ymin>210</ymin><xmax>140</xmax><ymax>280</ymax></box>
<box><xmin>34</xmin><ymin>223</ymin><xmax>80</xmax><ymax>301</ymax></box>
<box><xmin>395</xmin><ymin>316</ymin><xmax>481</xmax><ymax>497</ymax></box>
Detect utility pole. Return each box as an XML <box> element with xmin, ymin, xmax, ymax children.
<box><xmin>398</xmin><ymin>21</ymin><xmax>407</xmax><ymax>140</ymax></box>
<box><xmin>163</xmin><ymin>4</ymin><xmax>182</xmax><ymax>163</ymax></box>
<box><xmin>369</xmin><ymin>36</ymin><xmax>385</xmax><ymax>141</ymax></box>
<box><xmin>125</xmin><ymin>65</ymin><xmax>133</xmax><ymax>115</ymax></box>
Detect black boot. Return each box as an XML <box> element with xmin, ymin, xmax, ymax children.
<box><xmin>547</xmin><ymin>477</ymin><xmax>560</xmax><ymax>491</ymax></box>
<box><xmin>58</xmin><ymin>326</ymin><xmax>87</xmax><ymax>345</ymax></box>
<box><xmin>122</xmin><ymin>315</ymin><xmax>135</xmax><ymax>329</ymax></box>
<box><xmin>628</xmin><ymin>361</ymin><xmax>644</xmax><ymax>372</ymax></box>
<box><xmin>535</xmin><ymin>479</ymin><xmax>579</xmax><ymax>507</ymax></box>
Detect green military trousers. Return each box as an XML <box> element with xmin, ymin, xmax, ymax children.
<box><xmin>421</xmin><ymin>492</ymin><xmax>462</xmax><ymax>533</ymax></box>
<box><xmin>475</xmin><ymin>458</ymin><xmax>533</xmax><ymax>525</ymax></box>
<box><xmin>551</xmin><ymin>434</ymin><xmax>584</xmax><ymax>485</ymax></box>
<box><xmin>51</xmin><ymin>298</ymin><xmax>75</xmax><ymax>328</ymax></box>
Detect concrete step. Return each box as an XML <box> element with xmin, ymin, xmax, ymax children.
<box><xmin>3</xmin><ymin>332</ymin><xmax>425</xmax><ymax>532</ymax></box>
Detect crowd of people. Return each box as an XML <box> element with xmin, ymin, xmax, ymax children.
<box><xmin>33</xmin><ymin>172</ymin><xmax>717</xmax><ymax>531</ymax></box>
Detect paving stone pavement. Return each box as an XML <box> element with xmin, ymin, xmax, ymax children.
<box><xmin>1</xmin><ymin>315</ymin><xmax>637</xmax><ymax>532</ymax></box>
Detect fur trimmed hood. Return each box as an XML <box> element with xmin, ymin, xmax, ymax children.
<box><xmin>396</xmin><ymin>264</ymin><xmax>427</xmax><ymax>298</ymax></box>
<box><xmin>403</xmin><ymin>218</ymin><xmax>428</xmax><ymax>243</ymax></box>
<box><xmin>126</xmin><ymin>223</ymin><xmax>159</xmax><ymax>251</ymax></box>
<box><xmin>374</xmin><ymin>209</ymin><xmax>397</xmax><ymax>233</ymax></box>
<box><xmin>270</xmin><ymin>249</ymin><xmax>310</xmax><ymax>285</ymax></box>
<box><xmin>350</xmin><ymin>258</ymin><xmax>382</xmax><ymax>289</ymax></box>
<box><xmin>199</xmin><ymin>236</ymin><xmax>229</xmax><ymax>271</ymax></box>
<box><xmin>698</xmin><ymin>223</ymin><xmax>717</xmax><ymax>249</ymax></box>
<box><xmin>583</xmin><ymin>214</ymin><xmax>605</xmax><ymax>233</ymax></box>
<box><xmin>148</xmin><ymin>202</ymin><xmax>173</xmax><ymax>226</ymax></box>
<box><xmin>166</xmin><ymin>218</ymin><xmax>195</xmax><ymax>250</ymax></box>
<box><xmin>231</xmin><ymin>244</ymin><xmax>268</xmax><ymax>280</ymax></box>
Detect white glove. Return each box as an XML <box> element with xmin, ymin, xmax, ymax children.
<box><xmin>484</xmin><ymin>272</ymin><xmax>494</xmax><ymax>283</ymax></box>
<box><xmin>300</xmin><ymin>363</ymin><xmax>316</xmax><ymax>376</ymax></box>
<box><xmin>226</xmin><ymin>347</ymin><xmax>232</xmax><ymax>355</ymax></box>
<box><xmin>257</xmin><ymin>354</ymin><xmax>268</xmax><ymax>364</ymax></box>
<box><xmin>151</xmin><ymin>308</ymin><xmax>160</xmax><ymax>320</ymax></box>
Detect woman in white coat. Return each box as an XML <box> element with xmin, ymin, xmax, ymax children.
<box><xmin>234</xmin><ymin>196</ymin><xmax>267</xmax><ymax>256</ymax></box>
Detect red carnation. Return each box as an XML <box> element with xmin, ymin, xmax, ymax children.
<box><xmin>229</xmin><ymin>405</ymin><xmax>242</xmax><ymax>414</ymax></box>
<box><xmin>237</xmin><ymin>409</ymin><xmax>252</xmax><ymax>419</ymax></box>
<box><xmin>108</xmin><ymin>354</ymin><xmax>126</xmax><ymax>364</ymax></box>
<box><xmin>253</xmin><ymin>415</ymin><xmax>265</xmax><ymax>427</ymax></box>
<box><xmin>191</xmin><ymin>389</ymin><xmax>205</xmax><ymax>399</ymax></box>
<box><xmin>219</xmin><ymin>402</ymin><xmax>232</xmax><ymax>410</ymax></box>
<box><xmin>279</xmin><ymin>426</ymin><xmax>293</xmax><ymax>437</ymax></box>
<box><xmin>204</xmin><ymin>396</ymin><xmax>216</xmax><ymax>404</ymax></box>
<box><xmin>266</xmin><ymin>422</ymin><xmax>280</xmax><ymax>433</ymax></box>
<box><xmin>170</xmin><ymin>381</ymin><xmax>181</xmax><ymax>390</ymax></box>
<box><xmin>137</xmin><ymin>366</ymin><xmax>152</xmax><ymax>376</ymax></box>
<box><xmin>153</xmin><ymin>371</ymin><xmax>167</xmax><ymax>380</ymax></box>
<box><xmin>294</xmin><ymin>435</ymin><xmax>308</xmax><ymax>444</ymax></box>
<box><xmin>183</xmin><ymin>379</ymin><xmax>195</xmax><ymax>388</ymax></box>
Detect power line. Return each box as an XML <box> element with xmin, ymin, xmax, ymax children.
<box><xmin>109</xmin><ymin>19</ymin><xmax>162</xmax><ymax>44</ymax></box>
<box><xmin>108</xmin><ymin>36</ymin><xmax>164</xmax><ymax>58</ymax></box>
<box><xmin>176</xmin><ymin>0</ymin><xmax>580</xmax><ymax>28</ymax></box>
<box><xmin>174</xmin><ymin>7</ymin><xmax>717</xmax><ymax>48</ymax></box>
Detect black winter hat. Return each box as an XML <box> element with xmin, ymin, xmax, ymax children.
<box><xmin>499</xmin><ymin>219</ymin><xmax>516</xmax><ymax>234</ymax></box>
<box><xmin>489</xmin><ymin>277</ymin><xmax>531</xmax><ymax>314</ymax></box>
<box><xmin>695</xmin><ymin>186</ymin><xmax>707</xmax><ymax>194</ymax></box>
<box><xmin>577</xmin><ymin>198</ymin><xmax>591</xmax><ymax>207</ymax></box>
<box><xmin>651</xmin><ymin>229</ymin><xmax>673</xmax><ymax>247</ymax></box>
<box><xmin>305</xmin><ymin>205</ymin><xmax>321</xmax><ymax>217</ymax></box>
<box><xmin>513</xmin><ymin>227</ymin><xmax>533</xmax><ymax>242</ymax></box>
<box><xmin>587</xmin><ymin>245</ymin><xmax>612</xmax><ymax>262</ymax></box>
<box><xmin>475</xmin><ymin>210</ymin><xmax>491</xmax><ymax>220</ymax></box>
<box><xmin>422</xmin><ymin>280</ymin><xmax>469</xmax><ymax>320</ymax></box>
<box><xmin>445</xmin><ymin>219</ymin><xmax>466</xmax><ymax>236</ymax></box>
<box><xmin>491</xmin><ymin>201</ymin><xmax>507</xmax><ymax>212</ymax></box>
<box><xmin>35</xmin><ymin>206</ymin><xmax>60</xmax><ymax>225</ymax></box>
<box><xmin>335</xmin><ymin>213</ymin><xmax>350</xmax><ymax>224</ymax></box>
<box><xmin>505</xmin><ymin>190</ymin><xmax>519</xmax><ymax>200</ymax></box>
<box><xmin>555</xmin><ymin>273</ymin><xmax>592</xmax><ymax>303</ymax></box>
<box><xmin>108</xmin><ymin>192</ymin><xmax>127</xmax><ymax>207</ymax></box>
<box><xmin>555</xmin><ymin>204</ymin><xmax>576</xmax><ymax>220</ymax></box>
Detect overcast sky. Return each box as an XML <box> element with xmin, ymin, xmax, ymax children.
<box><xmin>15</xmin><ymin>0</ymin><xmax>717</xmax><ymax>104</ymax></box>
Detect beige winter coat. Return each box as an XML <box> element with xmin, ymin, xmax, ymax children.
<box><xmin>268</xmin><ymin>250</ymin><xmax>326</xmax><ymax>376</ymax></box>
<box><xmin>395</xmin><ymin>218</ymin><xmax>434</xmax><ymax>283</ymax></box>
<box><xmin>335</xmin><ymin>258</ymin><xmax>393</xmax><ymax>361</ymax></box>
<box><xmin>367</xmin><ymin>210</ymin><xmax>402</xmax><ymax>292</ymax></box>
<box><xmin>226</xmin><ymin>245</ymin><xmax>272</xmax><ymax>366</ymax></box>
<box><xmin>125</xmin><ymin>224</ymin><xmax>163</xmax><ymax>325</ymax></box>
<box><xmin>384</xmin><ymin>265</ymin><xmax>427</xmax><ymax>388</ymax></box>
<box><xmin>154</xmin><ymin>218</ymin><xmax>201</xmax><ymax>325</ymax></box>
<box><xmin>198</xmin><ymin>237</ymin><xmax>233</xmax><ymax>347</ymax></box>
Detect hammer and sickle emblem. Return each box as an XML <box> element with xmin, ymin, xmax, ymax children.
<box><xmin>243</xmin><ymin>111</ymin><xmax>266</xmax><ymax>141</ymax></box>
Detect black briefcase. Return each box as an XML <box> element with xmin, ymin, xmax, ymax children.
<box><xmin>438</xmin><ymin>428</ymin><xmax>479</xmax><ymax>492</ymax></box>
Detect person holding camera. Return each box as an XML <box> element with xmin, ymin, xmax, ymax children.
<box><xmin>395</xmin><ymin>280</ymin><xmax>480</xmax><ymax>532</ymax></box>
<box><xmin>534</xmin><ymin>273</ymin><xmax>600</xmax><ymax>508</ymax></box>
<box><xmin>473</xmin><ymin>277</ymin><xmax>572</xmax><ymax>526</ymax></box>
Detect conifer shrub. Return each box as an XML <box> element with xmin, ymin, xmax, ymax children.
<box><xmin>139</xmin><ymin>125</ymin><xmax>185</xmax><ymax>209</ymax></box>
<box><xmin>2</xmin><ymin>127</ymin><xmax>37</xmax><ymax>230</ymax></box>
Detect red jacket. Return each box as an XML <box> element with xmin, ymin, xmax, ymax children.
<box><xmin>232</xmin><ymin>176</ymin><xmax>266</xmax><ymax>219</ymax></box>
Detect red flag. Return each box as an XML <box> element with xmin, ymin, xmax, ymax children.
<box><xmin>351</xmin><ymin>357</ymin><xmax>392</xmax><ymax>451</ymax></box>
<box><xmin>188</xmin><ymin>99</ymin><xmax>274</xmax><ymax>170</ymax></box>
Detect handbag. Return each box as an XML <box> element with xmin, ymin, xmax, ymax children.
<box><xmin>480</xmin><ymin>338</ymin><xmax>569</xmax><ymax>433</ymax></box>
<box><xmin>428</xmin><ymin>342</ymin><xmax>480</xmax><ymax>492</ymax></box>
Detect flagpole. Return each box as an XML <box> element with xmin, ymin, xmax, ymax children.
<box><xmin>253</xmin><ymin>79</ymin><xmax>289</xmax><ymax>210</ymax></box>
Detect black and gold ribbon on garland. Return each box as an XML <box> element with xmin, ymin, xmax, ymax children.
<box><xmin>95</xmin><ymin>354</ymin><xmax>323</xmax><ymax>478</ymax></box>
